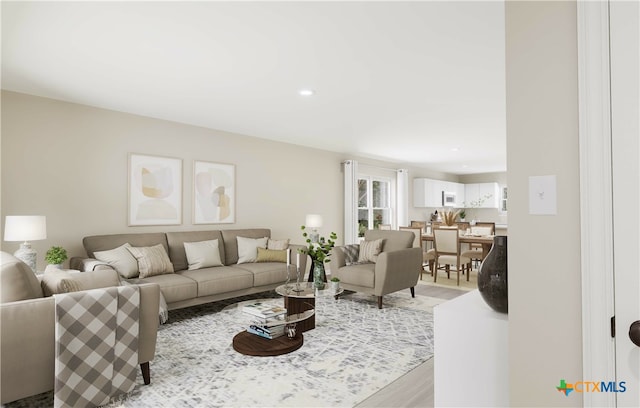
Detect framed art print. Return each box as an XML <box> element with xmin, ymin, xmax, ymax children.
<box><xmin>128</xmin><ymin>153</ymin><xmax>182</xmax><ymax>226</ymax></box>
<box><xmin>193</xmin><ymin>161</ymin><xmax>235</xmax><ymax>224</ymax></box>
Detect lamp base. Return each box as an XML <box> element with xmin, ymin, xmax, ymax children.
<box><xmin>14</xmin><ymin>242</ymin><xmax>37</xmax><ymax>272</ymax></box>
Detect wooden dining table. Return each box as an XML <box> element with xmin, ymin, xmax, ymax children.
<box><xmin>421</xmin><ymin>233</ymin><xmax>496</xmax><ymax>258</ymax></box>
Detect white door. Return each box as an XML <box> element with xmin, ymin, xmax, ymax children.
<box><xmin>610</xmin><ymin>1</ymin><xmax>639</xmax><ymax>406</ymax></box>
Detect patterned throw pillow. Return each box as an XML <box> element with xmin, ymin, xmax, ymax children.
<box><xmin>127</xmin><ymin>244</ymin><xmax>174</xmax><ymax>278</ymax></box>
<box><xmin>358</xmin><ymin>239</ymin><xmax>384</xmax><ymax>263</ymax></box>
<box><xmin>338</xmin><ymin>244</ymin><xmax>360</xmax><ymax>266</ymax></box>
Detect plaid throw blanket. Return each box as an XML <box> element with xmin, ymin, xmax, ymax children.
<box><xmin>54</xmin><ymin>286</ymin><xmax>139</xmax><ymax>407</ymax></box>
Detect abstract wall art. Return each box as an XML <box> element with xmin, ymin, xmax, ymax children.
<box><xmin>193</xmin><ymin>161</ymin><xmax>235</xmax><ymax>224</ymax></box>
<box><xmin>128</xmin><ymin>153</ymin><xmax>182</xmax><ymax>226</ymax></box>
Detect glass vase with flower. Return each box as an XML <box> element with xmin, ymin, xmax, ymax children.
<box><xmin>298</xmin><ymin>226</ymin><xmax>338</xmax><ymax>289</ymax></box>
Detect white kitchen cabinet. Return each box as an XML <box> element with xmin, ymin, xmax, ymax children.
<box><xmin>464</xmin><ymin>182</ymin><xmax>500</xmax><ymax>208</ymax></box>
<box><xmin>414</xmin><ymin>178</ymin><xmax>465</xmax><ymax>208</ymax></box>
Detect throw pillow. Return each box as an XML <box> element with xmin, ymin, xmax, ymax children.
<box><xmin>237</xmin><ymin>236</ymin><xmax>268</xmax><ymax>264</ymax></box>
<box><xmin>127</xmin><ymin>244</ymin><xmax>174</xmax><ymax>278</ymax></box>
<box><xmin>255</xmin><ymin>247</ymin><xmax>288</xmax><ymax>263</ymax></box>
<box><xmin>337</xmin><ymin>244</ymin><xmax>360</xmax><ymax>266</ymax></box>
<box><xmin>358</xmin><ymin>238</ymin><xmax>384</xmax><ymax>263</ymax></box>
<box><xmin>41</xmin><ymin>271</ymin><xmax>83</xmax><ymax>297</ymax></box>
<box><xmin>94</xmin><ymin>243</ymin><xmax>139</xmax><ymax>279</ymax></box>
<box><xmin>183</xmin><ymin>239</ymin><xmax>223</xmax><ymax>270</ymax></box>
<box><xmin>267</xmin><ymin>238</ymin><xmax>290</xmax><ymax>250</ymax></box>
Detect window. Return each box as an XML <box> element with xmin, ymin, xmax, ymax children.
<box><xmin>358</xmin><ymin>176</ymin><xmax>392</xmax><ymax>237</ymax></box>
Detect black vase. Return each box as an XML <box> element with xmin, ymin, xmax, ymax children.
<box><xmin>477</xmin><ymin>236</ymin><xmax>508</xmax><ymax>313</ymax></box>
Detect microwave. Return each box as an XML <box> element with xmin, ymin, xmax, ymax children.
<box><xmin>442</xmin><ymin>191</ymin><xmax>456</xmax><ymax>207</ymax></box>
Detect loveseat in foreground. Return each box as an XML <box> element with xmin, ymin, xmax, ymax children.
<box><xmin>0</xmin><ymin>252</ymin><xmax>160</xmax><ymax>404</ymax></box>
<box><xmin>70</xmin><ymin>228</ymin><xmax>308</xmax><ymax>311</ymax></box>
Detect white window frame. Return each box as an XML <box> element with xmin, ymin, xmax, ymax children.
<box><xmin>357</xmin><ymin>175</ymin><xmax>395</xmax><ymax>236</ymax></box>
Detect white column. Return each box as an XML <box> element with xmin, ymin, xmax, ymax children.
<box><xmin>396</xmin><ymin>169</ymin><xmax>409</xmax><ymax>228</ymax></box>
<box><xmin>343</xmin><ymin>160</ymin><xmax>358</xmax><ymax>244</ymax></box>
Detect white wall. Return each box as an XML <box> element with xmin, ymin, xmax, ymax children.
<box><xmin>0</xmin><ymin>91</ymin><xmax>344</xmax><ymax>269</ymax></box>
<box><xmin>505</xmin><ymin>2</ymin><xmax>582</xmax><ymax>406</ymax></box>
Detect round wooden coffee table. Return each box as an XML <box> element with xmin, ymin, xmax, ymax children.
<box><xmin>232</xmin><ymin>331</ymin><xmax>303</xmax><ymax>356</ymax></box>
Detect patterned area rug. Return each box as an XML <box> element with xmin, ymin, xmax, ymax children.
<box><xmin>6</xmin><ymin>290</ymin><xmax>435</xmax><ymax>408</ymax></box>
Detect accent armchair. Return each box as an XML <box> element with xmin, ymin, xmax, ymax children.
<box><xmin>330</xmin><ymin>230</ymin><xmax>422</xmax><ymax>309</ymax></box>
<box><xmin>0</xmin><ymin>251</ymin><xmax>160</xmax><ymax>405</ymax></box>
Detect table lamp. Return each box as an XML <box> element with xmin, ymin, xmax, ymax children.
<box><xmin>3</xmin><ymin>215</ymin><xmax>47</xmax><ymax>272</ymax></box>
<box><xmin>305</xmin><ymin>214</ymin><xmax>323</xmax><ymax>243</ymax></box>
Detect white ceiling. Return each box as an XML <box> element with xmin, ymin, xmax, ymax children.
<box><xmin>1</xmin><ymin>1</ymin><xmax>506</xmax><ymax>175</ymax></box>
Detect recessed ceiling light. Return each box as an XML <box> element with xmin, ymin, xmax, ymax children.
<box><xmin>451</xmin><ymin>147</ymin><xmax>460</xmax><ymax>152</ymax></box>
<box><xmin>299</xmin><ymin>89</ymin><xmax>314</xmax><ymax>96</ymax></box>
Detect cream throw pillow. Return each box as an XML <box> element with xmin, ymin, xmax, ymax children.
<box><xmin>256</xmin><ymin>247</ymin><xmax>288</xmax><ymax>263</ymax></box>
<box><xmin>127</xmin><ymin>244</ymin><xmax>174</xmax><ymax>278</ymax></box>
<box><xmin>94</xmin><ymin>243</ymin><xmax>139</xmax><ymax>278</ymax></box>
<box><xmin>237</xmin><ymin>236</ymin><xmax>268</xmax><ymax>264</ymax></box>
<box><xmin>358</xmin><ymin>238</ymin><xmax>383</xmax><ymax>263</ymax></box>
<box><xmin>184</xmin><ymin>239</ymin><xmax>223</xmax><ymax>270</ymax></box>
<box><xmin>267</xmin><ymin>238</ymin><xmax>290</xmax><ymax>250</ymax></box>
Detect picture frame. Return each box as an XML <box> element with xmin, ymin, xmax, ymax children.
<box><xmin>128</xmin><ymin>153</ymin><xmax>182</xmax><ymax>226</ymax></box>
<box><xmin>193</xmin><ymin>160</ymin><xmax>235</xmax><ymax>224</ymax></box>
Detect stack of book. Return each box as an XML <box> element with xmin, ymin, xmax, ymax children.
<box><xmin>242</xmin><ymin>301</ymin><xmax>288</xmax><ymax>339</ymax></box>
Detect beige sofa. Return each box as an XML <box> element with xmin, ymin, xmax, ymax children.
<box><xmin>0</xmin><ymin>251</ymin><xmax>160</xmax><ymax>404</ymax></box>
<box><xmin>330</xmin><ymin>230</ymin><xmax>422</xmax><ymax>308</ymax></box>
<box><xmin>70</xmin><ymin>228</ymin><xmax>307</xmax><ymax>311</ymax></box>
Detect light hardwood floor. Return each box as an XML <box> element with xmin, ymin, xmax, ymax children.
<box><xmin>355</xmin><ymin>283</ymin><xmax>470</xmax><ymax>408</ymax></box>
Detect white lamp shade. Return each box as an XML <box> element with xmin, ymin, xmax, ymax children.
<box><xmin>305</xmin><ymin>214</ymin><xmax>323</xmax><ymax>228</ymax></box>
<box><xmin>4</xmin><ymin>216</ymin><xmax>47</xmax><ymax>241</ymax></box>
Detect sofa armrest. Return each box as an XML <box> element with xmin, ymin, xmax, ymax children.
<box><xmin>1</xmin><ymin>296</ymin><xmax>55</xmax><ymax>403</ymax></box>
<box><xmin>137</xmin><ymin>283</ymin><xmax>160</xmax><ymax>364</ymax></box>
<box><xmin>69</xmin><ymin>256</ymin><xmax>114</xmax><ymax>272</ymax></box>
<box><xmin>374</xmin><ymin>247</ymin><xmax>422</xmax><ymax>294</ymax></box>
<box><xmin>72</xmin><ymin>268</ymin><xmax>121</xmax><ymax>289</ymax></box>
<box><xmin>329</xmin><ymin>247</ymin><xmax>348</xmax><ymax>275</ymax></box>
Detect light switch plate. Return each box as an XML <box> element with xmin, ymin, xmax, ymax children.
<box><xmin>529</xmin><ymin>175</ymin><xmax>557</xmax><ymax>215</ymax></box>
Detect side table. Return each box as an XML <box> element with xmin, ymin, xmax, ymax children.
<box><xmin>275</xmin><ymin>282</ymin><xmax>344</xmax><ymax>333</ymax></box>
<box><xmin>232</xmin><ymin>331</ymin><xmax>303</xmax><ymax>356</ymax></box>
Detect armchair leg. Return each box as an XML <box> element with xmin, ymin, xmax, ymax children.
<box><xmin>410</xmin><ymin>287</ymin><xmax>415</xmax><ymax>298</ymax></box>
<box><xmin>141</xmin><ymin>362</ymin><xmax>151</xmax><ymax>385</ymax></box>
<box><xmin>377</xmin><ymin>296</ymin><xmax>383</xmax><ymax>309</ymax></box>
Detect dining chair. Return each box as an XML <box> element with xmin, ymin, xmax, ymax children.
<box><xmin>433</xmin><ymin>228</ymin><xmax>471</xmax><ymax>286</ymax></box>
<box><xmin>410</xmin><ymin>220</ymin><xmax>427</xmax><ymax>233</ymax></box>
<box><xmin>399</xmin><ymin>226</ymin><xmax>432</xmax><ymax>279</ymax></box>
<box><xmin>461</xmin><ymin>222</ymin><xmax>496</xmax><ymax>269</ymax></box>
<box><xmin>378</xmin><ymin>224</ymin><xmax>392</xmax><ymax>230</ymax></box>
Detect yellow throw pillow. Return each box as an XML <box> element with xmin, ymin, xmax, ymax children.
<box><xmin>255</xmin><ymin>247</ymin><xmax>288</xmax><ymax>263</ymax></box>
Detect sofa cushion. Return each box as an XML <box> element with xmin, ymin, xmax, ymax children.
<box><xmin>179</xmin><ymin>266</ymin><xmax>253</xmax><ymax>297</ymax></box>
<box><xmin>166</xmin><ymin>230</ymin><xmax>224</xmax><ymax>272</ymax></box>
<box><xmin>220</xmin><ymin>229</ymin><xmax>271</xmax><ymax>265</ymax></box>
<box><xmin>267</xmin><ymin>238</ymin><xmax>289</xmax><ymax>250</ymax></box>
<box><xmin>127</xmin><ymin>244</ymin><xmax>174</xmax><ymax>278</ymax></box>
<box><xmin>255</xmin><ymin>248</ymin><xmax>287</xmax><ymax>263</ymax></box>
<box><xmin>358</xmin><ymin>239</ymin><xmax>383</xmax><ymax>263</ymax></box>
<box><xmin>338</xmin><ymin>264</ymin><xmax>375</xmax><ymax>288</ymax></box>
<box><xmin>129</xmin><ymin>273</ymin><xmax>197</xmax><ymax>304</ymax></box>
<box><xmin>83</xmin><ymin>233</ymin><xmax>168</xmax><ymax>258</ymax></box>
<box><xmin>183</xmin><ymin>239</ymin><xmax>223</xmax><ymax>270</ymax></box>
<box><xmin>93</xmin><ymin>243</ymin><xmax>139</xmax><ymax>278</ymax></box>
<box><xmin>1</xmin><ymin>251</ymin><xmax>43</xmax><ymax>302</ymax></box>
<box><xmin>236</xmin><ymin>236</ymin><xmax>268</xmax><ymax>264</ymax></box>
<box><xmin>41</xmin><ymin>271</ymin><xmax>83</xmax><ymax>297</ymax></box>
<box><xmin>232</xmin><ymin>263</ymin><xmax>289</xmax><ymax>287</ymax></box>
